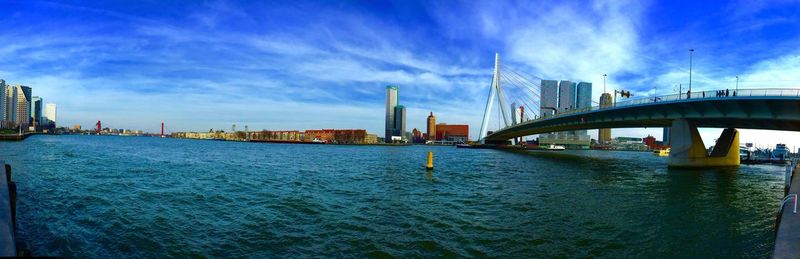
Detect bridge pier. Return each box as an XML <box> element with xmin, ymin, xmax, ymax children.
<box><xmin>668</xmin><ymin>119</ymin><xmax>740</xmax><ymax>168</ymax></box>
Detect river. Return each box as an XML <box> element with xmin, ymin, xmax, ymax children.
<box><xmin>0</xmin><ymin>135</ymin><xmax>785</xmax><ymax>257</ymax></box>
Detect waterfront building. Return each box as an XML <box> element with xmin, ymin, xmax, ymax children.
<box><xmin>4</xmin><ymin>84</ymin><xmax>16</xmax><ymax>128</ymax></box>
<box><xmin>0</xmin><ymin>80</ymin><xmax>5</xmax><ymax>126</ymax></box>
<box><xmin>32</xmin><ymin>96</ymin><xmax>42</xmax><ymax>128</ymax></box>
<box><xmin>575</xmin><ymin>82</ymin><xmax>592</xmax><ymax>140</ymax></box>
<box><xmin>558</xmin><ymin>80</ymin><xmax>575</xmax><ymax>112</ymax></box>
<box><xmin>411</xmin><ymin>128</ymin><xmax>423</xmax><ymax>143</ymax></box>
<box><xmin>598</xmin><ymin>93</ymin><xmax>613</xmax><ymax>144</ymax></box>
<box><xmin>557</xmin><ymin>80</ymin><xmax>576</xmax><ymax>140</ymax></box>
<box><xmin>538</xmin><ymin>80</ymin><xmax>560</xmax><ymax>144</ymax></box>
<box><xmin>393</xmin><ymin>105</ymin><xmax>406</xmax><ymax>141</ymax></box>
<box><xmin>435</xmin><ymin>123</ymin><xmax>469</xmax><ymax>143</ymax></box>
<box><xmin>13</xmin><ymin>85</ymin><xmax>32</xmax><ymax>128</ymax></box>
<box><xmin>364</xmin><ymin>134</ymin><xmax>378</xmax><ymax>144</ymax></box>
<box><xmin>663</xmin><ymin>127</ymin><xmax>671</xmax><ymax>146</ymax></box>
<box><xmin>536</xmin><ymin>80</ymin><xmax>591</xmax><ymax>149</ymax></box>
<box><xmin>44</xmin><ymin>103</ymin><xmax>57</xmax><ymax>127</ymax></box>
<box><xmin>385</xmin><ymin>85</ymin><xmax>398</xmax><ymax>142</ymax></box>
<box><xmin>539</xmin><ymin>80</ymin><xmax>558</xmax><ymax>117</ymax></box>
<box><xmin>426</xmin><ymin>112</ymin><xmax>436</xmax><ymax>140</ymax></box>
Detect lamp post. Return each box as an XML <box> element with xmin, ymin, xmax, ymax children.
<box><xmin>736</xmin><ymin>75</ymin><xmax>739</xmax><ymax>91</ymax></box>
<box><xmin>689</xmin><ymin>49</ymin><xmax>694</xmax><ymax>93</ymax></box>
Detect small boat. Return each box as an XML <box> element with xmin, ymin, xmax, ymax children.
<box><xmin>541</xmin><ymin>144</ymin><xmax>565</xmax><ymax>151</ymax></box>
<box><xmin>653</xmin><ymin>148</ymin><xmax>670</xmax><ymax>157</ymax></box>
<box><xmin>456</xmin><ymin>143</ymin><xmax>471</xmax><ymax>148</ymax></box>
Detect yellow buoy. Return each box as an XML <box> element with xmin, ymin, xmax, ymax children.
<box><xmin>426</xmin><ymin>151</ymin><xmax>434</xmax><ymax>170</ymax></box>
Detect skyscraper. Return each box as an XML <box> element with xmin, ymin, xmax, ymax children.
<box><xmin>44</xmin><ymin>103</ymin><xmax>57</xmax><ymax>127</ymax></box>
<box><xmin>32</xmin><ymin>96</ymin><xmax>42</xmax><ymax>128</ymax></box>
<box><xmin>557</xmin><ymin>80</ymin><xmax>575</xmax><ymax>139</ymax></box>
<box><xmin>394</xmin><ymin>105</ymin><xmax>406</xmax><ymax>140</ymax></box>
<box><xmin>385</xmin><ymin>85</ymin><xmax>398</xmax><ymax>142</ymax></box>
<box><xmin>558</xmin><ymin>80</ymin><xmax>575</xmax><ymax>112</ymax></box>
<box><xmin>12</xmin><ymin>85</ymin><xmax>31</xmax><ymax>128</ymax></box>
<box><xmin>599</xmin><ymin>93</ymin><xmax>613</xmax><ymax>144</ymax></box>
<box><xmin>575</xmin><ymin>82</ymin><xmax>592</xmax><ymax>138</ymax></box>
<box><xmin>426</xmin><ymin>112</ymin><xmax>436</xmax><ymax>141</ymax></box>
<box><xmin>4</xmin><ymin>84</ymin><xmax>16</xmax><ymax>127</ymax></box>
<box><xmin>0</xmin><ymin>80</ymin><xmax>6</xmax><ymax>126</ymax></box>
<box><xmin>539</xmin><ymin>80</ymin><xmax>558</xmax><ymax>117</ymax></box>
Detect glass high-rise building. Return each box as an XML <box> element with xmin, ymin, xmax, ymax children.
<box><xmin>575</xmin><ymin>82</ymin><xmax>592</xmax><ymax>137</ymax></box>
<box><xmin>394</xmin><ymin>105</ymin><xmax>406</xmax><ymax>140</ymax></box>
<box><xmin>0</xmin><ymin>79</ymin><xmax>6</xmax><ymax>125</ymax></box>
<box><xmin>539</xmin><ymin>80</ymin><xmax>558</xmax><ymax>118</ymax></box>
<box><xmin>32</xmin><ymin>96</ymin><xmax>42</xmax><ymax>127</ymax></box>
<box><xmin>385</xmin><ymin>85</ymin><xmax>398</xmax><ymax>142</ymax></box>
<box><xmin>558</xmin><ymin>80</ymin><xmax>575</xmax><ymax>112</ymax></box>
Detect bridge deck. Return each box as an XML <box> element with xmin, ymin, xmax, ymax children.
<box><xmin>486</xmin><ymin>89</ymin><xmax>800</xmax><ymax>141</ymax></box>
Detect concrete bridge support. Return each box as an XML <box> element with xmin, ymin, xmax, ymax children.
<box><xmin>668</xmin><ymin>119</ymin><xmax>740</xmax><ymax>168</ymax></box>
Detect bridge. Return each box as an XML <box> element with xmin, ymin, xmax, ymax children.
<box><xmin>478</xmin><ymin>53</ymin><xmax>800</xmax><ymax>168</ymax></box>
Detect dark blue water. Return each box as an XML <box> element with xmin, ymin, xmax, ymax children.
<box><xmin>0</xmin><ymin>135</ymin><xmax>785</xmax><ymax>257</ymax></box>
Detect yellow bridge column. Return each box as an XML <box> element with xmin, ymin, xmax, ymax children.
<box><xmin>668</xmin><ymin>119</ymin><xmax>740</xmax><ymax>168</ymax></box>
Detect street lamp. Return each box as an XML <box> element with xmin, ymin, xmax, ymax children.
<box><xmin>736</xmin><ymin>75</ymin><xmax>739</xmax><ymax>91</ymax></box>
<box><xmin>689</xmin><ymin>49</ymin><xmax>695</xmax><ymax>93</ymax></box>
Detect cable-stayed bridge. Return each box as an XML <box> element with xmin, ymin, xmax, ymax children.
<box><xmin>477</xmin><ymin>53</ymin><xmax>800</xmax><ymax>168</ymax></box>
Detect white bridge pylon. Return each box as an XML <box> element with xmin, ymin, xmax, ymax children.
<box><xmin>479</xmin><ymin>53</ymin><xmax>512</xmax><ymax>144</ymax></box>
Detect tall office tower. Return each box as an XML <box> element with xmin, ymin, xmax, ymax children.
<box><xmin>5</xmin><ymin>85</ymin><xmax>16</xmax><ymax>127</ymax></box>
<box><xmin>394</xmin><ymin>105</ymin><xmax>406</xmax><ymax>140</ymax></box>
<box><xmin>557</xmin><ymin>80</ymin><xmax>575</xmax><ymax>112</ymax></box>
<box><xmin>15</xmin><ymin>85</ymin><xmax>32</xmax><ymax>128</ymax></box>
<box><xmin>32</xmin><ymin>96</ymin><xmax>42</xmax><ymax>127</ymax></box>
<box><xmin>0</xmin><ymin>80</ymin><xmax>5</xmax><ymax>126</ymax></box>
<box><xmin>598</xmin><ymin>93</ymin><xmax>613</xmax><ymax>144</ymax></box>
<box><xmin>663</xmin><ymin>127</ymin><xmax>671</xmax><ymax>146</ymax></box>
<box><xmin>539</xmin><ymin>80</ymin><xmax>559</xmax><ymax>118</ymax></box>
<box><xmin>385</xmin><ymin>85</ymin><xmax>398</xmax><ymax>142</ymax></box>
<box><xmin>558</xmin><ymin>80</ymin><xmax>575</xmax><ymax>138</ymax></box>
<box><xmin>44</xmin><ymin>103</ymin><xmax>57</xmax><ymax>127</ymax></box>
<box><xmin>575</xmin><ymin>82</ymin><xmax>592</xmax><ymax>138</ymax></box>
<box><xmin>426</xmin><ymin>112</ymin><xmax>436</xmax><ymax>140</ymax></box>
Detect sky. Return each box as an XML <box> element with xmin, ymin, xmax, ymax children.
<box><xmin>1</xmin><ymin>0</ymin><xmax>800</xmax><ymax>149</ymax></box>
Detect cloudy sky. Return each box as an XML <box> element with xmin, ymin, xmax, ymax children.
<box><xmin>1</xmin><ymin>0</ymin><xmax>800</xmax><ymax>149</ymax></box>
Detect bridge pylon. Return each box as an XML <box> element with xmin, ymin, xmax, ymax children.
<box><xmin>479</xmin><ymin>53</ymin><xmax>512</xmax><ymax>144</ymax></box>
<box><xmin>668</xmin><ymin>119</ymin><xmax>740</xmax><ymax>168</ymax></box>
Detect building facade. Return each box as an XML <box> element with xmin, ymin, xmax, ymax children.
<box><xmin>44</xmin><ymin>103</ymin><xmax>57</xmax><ymax>128</ymax></box>
<box><xmin>435</xmin><ymin>123</ymin><xmax>469</xmax><ymax>143</ymax></box>
<box><xmin>539</xmin><ymin>80</ymin><xmax>558</xmax><ymax>118</ymax></box>
<box><xmin>13</xmin><ymin>85</ymin><xmax>32</xmax><ymax>129</ymax></box>
<box><xmin>32</xmin><ymin>96</ymin><xmax>42</xmax><ymax>128</ymax></box>
<box><xmin>393</xmin><ymin>105</ymin><xmax>406</xmax><ymax>140</ymax></box>
<box><xmin>385</xmin><ymin>85</ymin><xmax>398</xmax><ymax>142</ymax></box>
<box><xmin>426</xmin><ymin>112</ymin><xmax>436</xmax><ymax>140</ymax></box>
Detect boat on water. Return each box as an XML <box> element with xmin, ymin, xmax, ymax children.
<box><xmin>653</xmin><ymin>148</ymin><xmax>670</xmax><ymax>156</ymax></box>
<box><xmin>772</xmin><ymin>143</ymin><xmax>790</xmax><ymax>160</ymax></box>
<box><xmin>541</xmin><ymin>144</ymin><xmax>565</xmax><ymax>151</ymax></box>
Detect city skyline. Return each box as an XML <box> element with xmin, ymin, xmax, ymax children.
<box><xmin>1</xmin><ymin>1</ymin><xmax>800</xmax><ymax>147</ymax></box>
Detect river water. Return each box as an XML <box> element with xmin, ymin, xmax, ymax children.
<box><xmin>0</xmin><ymin>135</ymin><xmax>786</xmax><ymax>257</ymax></box>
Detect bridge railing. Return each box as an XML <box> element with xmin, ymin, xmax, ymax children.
<box><xmin>498</xmin><ymin>88</ymin><xmax>800</xmax><ymax>132</ymax></box>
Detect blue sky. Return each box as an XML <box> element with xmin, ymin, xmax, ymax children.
<box><xmin>1</xmin><ymin>0</ymin><xmax>800</xmax><ymax>148</ymax></box>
